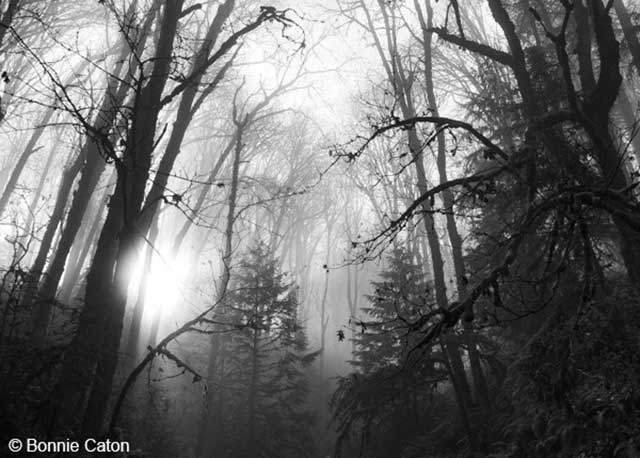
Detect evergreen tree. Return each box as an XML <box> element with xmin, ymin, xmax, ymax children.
<box><xmin>352</xmin><ymin>246</ymin><xmax>432</xmax><ymax>372</ymax></box>
<box><xmin>211</xmin><ymin>240</ymin><xmax>316</xmax><ymax>458</ymax></box>
<box><xmin>331</xmin><ymin>246</ymin><xmax>453</xmax><ymax>458</ymax></box>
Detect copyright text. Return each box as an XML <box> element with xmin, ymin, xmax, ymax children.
<box><xmin>7</xmin><ymin>438</ymin><xmax>130</xmax><ymax>454</ymax></box>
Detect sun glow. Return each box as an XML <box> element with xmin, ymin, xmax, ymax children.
<box><xmin>124</xmin><ymin>245</ymin><xmax>191</xmax><ymax>334</ymax></box>
<box><xmin>144</xmin><ymin>255</ymin><xmax>185</xmax><ymax>317</ymax></box>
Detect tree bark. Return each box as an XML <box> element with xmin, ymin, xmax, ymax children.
<box><xmin>23</xmin><ymin>142</ymin><xmax>57</xmax><ymax>238</ymax></box>
<box><xmin>0</xmin><ymin>58</ymin><xmax>90</xmax><ymax>219</ymax></box>
<box><xmin>417</xmin><ymin>0</ymin><xmax>491</xmax><ymax>419</ymax></box>
<box><xmin>137</xmin><ymin>0</ymin><xmax>235</xmax><ymax>239</ymax></box>
<box><xmin>614</xmin><ymin>0</ymin><xmax>640</xmax><ymax>76</ymax></box>
<box><xmin>197</xmin><ymin>115</ymin><xmax>245</xmax><ymax>457</ymax></box>
<box><xmin>586</xmin><ymin>1</ymin><xmax>640</xmax><ymax>288</ymax></box>
<box><xmin>574</xmin><ymin>0</ymin><xmax>597</xmax><ymax>93</ymax></box>
<box><xmin>615</xmin><ymin>85</ymin><xmax>640</xmax><ymax>157</ymax></box>
<box><xmin>363</xmin><ymin>0</ymin><xmax>476</xmax><ymax>444</ymax></box>
<box><xmin>124</xmin><ymin>218</ymin><xmax>159</xmax><ymax>362</ymax></box>
<box><xmin>31</xmin><ymin>96</ymin><xmax>123</xmax><ymax>344</ymax></box>
<box><xmin>48</xmin><ymin>0</ymin><xmax>184</xmax><ymax>437</ymax></box>
<box><xmin>30</xmin><ymin>31</ymin><xmax>136</xmax><ymax>341</ymax></box>
<box><xmin>58</xmin><ymin>172</ymin><xmax>114</xmax><ymax>305</ymax></box>
<box><xmin>80</xmin><ymin>1</ymin><xmax>184</xmax><ymax>437</ymax></box>
<box><xmin>0</xmin><ymin>0</ymin><xmax>19</xmax><ymax>50</ymax></box>
<box><xmin>27</xmin><ymin>152</ymin><xmax>83</xmax><ymax>345</ymax></box>
<box><xmin>481</xmin><ymin>0</ymin><xmax>640</xmax><ymax>286</ymax></box>
<box><xmin>171</xmin><ymin>129</ymin><xmax>236</xmax><ymax>255</ymax></box>
<box><xmin>396</xmin><ymin>45</ymin><xmax>476</xmax><ymax>452</ymax></box>
<box><xmin>319</xmin><ymin>204</ymin><xmax>334</xmax><ymax>377</ymax></box>
<box><xmin>246</xmin><ymin>321</ymin><xmax>260</xmax><ymax>456</ymax></box>
<box><xmin>0</xmin><ymin>111</ymin><xmax>53</xmax><ymax>219</ymax></box>
<box><xmin>120</xmin><ymin>1</ymin><xmax>240</xmax><ymax>367</ymax></box>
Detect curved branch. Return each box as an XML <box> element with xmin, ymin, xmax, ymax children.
<box><xmin>363</xmin><ymin>116</ymin><xmax>508</xmax><ymax>161</ymax></box>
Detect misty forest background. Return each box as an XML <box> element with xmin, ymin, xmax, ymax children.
<box><xmin>1</xmin><ymin>0</ymin><xmax>640</xmax><ymax>457</ymax></box>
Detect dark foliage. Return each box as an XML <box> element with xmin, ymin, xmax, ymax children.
<box><xmin>207</xmin><ymin>241</ymin><xmax>317</xmax><ymax>458</ymax></box>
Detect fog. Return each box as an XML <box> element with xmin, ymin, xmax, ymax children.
<box><xmin>1</xmin><ymin>1</ymin><xmax>640</xmax><ymax>457</ymax></box>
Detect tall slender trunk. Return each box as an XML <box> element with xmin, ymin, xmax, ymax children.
<box><xmin>417</xmin><ymin>0</ymin><xmax>490</xmax><ymax>417</ymax></box>
<box><xmin>0</xmin><ymin>59</ymin><xmax>89</xmax><ymax>219</ymax></box>
<box><xmin>614</xmin><ymin>0</ymin><xmax>640</xmax><ymax>75</ymax></box>
<box><xmin>345</xmin><ymin>261</ymin><xmax>359</xmax><ymax>355</ymax></box>
<box><xmin>574</xmin><ymin>0</ymin><xmax>597</xmax><ymax>93</ymax></box>
<box><xmin>48</xmin><ymin>1</ymin><xmax>183</xmax><ymax>437</ymax></box>
<box><xmin>32</xmin><ymin>137</ymin><xmax>108</xmax><ymax>343</ymax></box>
<box><xmin>58</xmin><ymin>174</ymin><xmax>113</xmax><ymax>305</ymax></box>
<box><xmin>171</xmin><ymin>133</ymin><xmax>236</xmax><ymax>255</ymax></box>
<box><xmin>45</xmin><ymin>0</ymin><xmax>159</xmax><ymax>329</ymax></box>
<box><xmin>358</xmin><ymin>1</ymin><xmax>476</xmax><ymax>444</ymax></box>
<box><xmin>0</xmin><ymin>0</ymin><xmax>19</xmax><ymax>51</ymax></box>
<box><xmin>57</xmin><ymin>216</ymin><xmax>89</xmax><ymax>303</ymax></box>
<box><xmin>47</xmin><ymin>182</ymin><xmax>123</xmax><ymax>435</ymax></box>
<box><xmin>403</xmin><ymin>75</ymin><xmax>475</xmax><ymax>450</ymax></box>
<box><xmin>136</xmin><ymin>0</ymin><xmax>235</xmax><ymax>250</ymax></box>
<box><xmin>319</xmin><ymin>207</ymin><xmax>333</xmax><ymax>376</ymax></box>
<box><xmin>24</xmin><ymin>142</ymin><xmax>57</xmax><ymax>238</ymax></box>
<box><xmin>0</xmin><ymin>111</ymin><xmax>54</xmax><ymax>218</ymax></box>
<box><xmin>31</xmin><ymin>37</ymin><xmax>134</xmax><ymax>340</ymax></box>
<box><xmin>80</xmin><ymin>2</ymin><xmax>184</xmax><ymax>437</ymax></box>
<box><xmin>586</xmin><ymin>1</ymin><xmax>640</xmax><ymax>287</ymax></box>
<box><xmin>119</xmin><ymin>3</ymin><xmax>238</xmax><ymax>372</ymax></box>
<box><xmin>394</xmin><ymin>9</ymin><xmax>477</xmax><ymax>447</ymax></box>
<box><xmin>0</xmin><ymin>0</ymin><xmax>23</xmax><ymax>126</ymax></box>
<box><xmin>213</xmin><ymin>338</ymin><xmax>227</xmax><ymax>453</ymax></box>
<box><xmin>344</xmin><ymin>204</ymin><xmax>360</xmax><ymax>356</ymax></box>
<box><xmin>125</xmin><ymin>218</ymin><xmax>159</xmax><ymax>361</ymax></box>
<box><xmin>27</xmin><ymin>152</ymin><xmax>83</xmax><ymax>345</ymax></box>
<box><xmin>615</xmin><ymin>86</ymin><xmax>640</xmax><ymax>159</ymax></box>
<box><xmin>246</xmin><ymin>324</ymin><xmax>260</xmax><ymax>455</ymax></box>
<box><xmin>197</xmin><ymin>117</ymin><xmax>245</xmax><ymax>457</ymax></box>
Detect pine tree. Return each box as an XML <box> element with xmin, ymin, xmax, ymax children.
<box><xmin>352</xmin><ymin>246</ymin><xmax>432</xmax><ymax>372</ymax></box>
<box><xmin>211</xmin><ymin>240</ymin><xmax>316</xmax><ymax>458</ymax></box>
<box><xmin>332</xmin><ymin>246</ymin><xmax>454</xmax><ymax>458</ymax></box>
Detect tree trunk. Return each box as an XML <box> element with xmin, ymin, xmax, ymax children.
<box><xmin>388</xmin><ymin>2</ymin><xmax>478</xmax><ymax>444</ymax></box>
<box><xmin>614</xmin><ymin>0</ymin><xmax>640</xmax><ymax>76</ymax></box>
<box><xmin>171</xmin><ymin>131</ymin><xmax>236</xmax><ymax>255</ymax></box>
<box><xmin>197</xmin><ymin>117</ymin><xmax>245</xmax><ymax>456</ymax></box>
<box><xmin>362</xmin><ymin>0</ymin><xmax>477</xmax><ymax>444</ymax></box>
<box><xmin>0</xmin><ymin>0</ymin><xmax>19</xmax><ymax>50</ymax></box>
<box><xmin>32</xmin><ymin>127</ymin><xmax>109</xmax><ymax>339</ymax></box>
<box><xmin>417</xmin><ymin>0</ymin><xmax>491</xmax><ymax>418</ymax></box>
<box><xmin>24</xmin><ymin>142</ymin><xmax>57</xmax><ymax>239</ymax></box>
<box><xmin>246</xmin><ymin>324</ymin><xmax>260</xmax><ymax>456</ymax></box>
<box><xmin>0</xmin><ymin>112</ymin><xmax>53</xmax><ymax>219</ymax></box>
<box><xmin>124</xmin><ymin>219</ymin><xmax>159</xmax><ymax>362</ymax></box>
<box><xmin>615</xmin><ymin>86</ymin><xmax>640</xmax><ymax>158</ymax></box>
<box><xmin>319</xmin><ymin>206</ymin><xmax>333</xmax><ymax>376</ymax></box>
<box><xmin>344</xmin><ymin>202</ymin><xmax>360</xmax><ymax>356</ymax></box>
<box><xmin>137</xmin><ymin>0</ymin><xmax>235</xmax><ymax>243</ymax></box>
<box><xmin>574</xmin><ymin>0</ymin><xmax>597</xmax><ymax>93</ymax></box>
<box><xmin>31</xmin><ymin>35</ymin><xmax>134</xmax><ymax>339</ymax></box>
<box><xmin>48</xmin><ymin>0</ymin><xmax>184</xmax><ymax>437</ymax></box>
<box><xmin>0</xmin><ymin>0</ymin><xmax>21</xmax><ymax>125</ymax></box>
<box><xmin>345</xmin><ymin>260</ymin><xmax>359</xmax><ymax>355</ymax></box>
<box><xmin>28</xmin><ymin>152</ymin><xmax>83</xmax><ymax>345</ymax></box>
<box><xmin>403</xmin><ymin>73</ymin><xmax>476</xmax><ymax>449</ymax></box>
<box><xmin>0</xmin><ymin>58</ymin><xmax>90</xmax><ymax>219</ymax></box>
<box><xmin>118</xmin><ymin>2</ymin><xmax>239</xmax><ymax>368</ymax></box>
<box><xmin>587</xmin><ymin>1</ymin><xmax>640</xmax><ymax>288</ymax></box>
<box><xmin>58</xmin><ymin>173</ymin><xmax>113</xmax><ymax>305</ymax></box>
<box><xmin>79</xmin><ymin>1</ymin><xmax>184</xmax><ymax>437</ymax></box>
